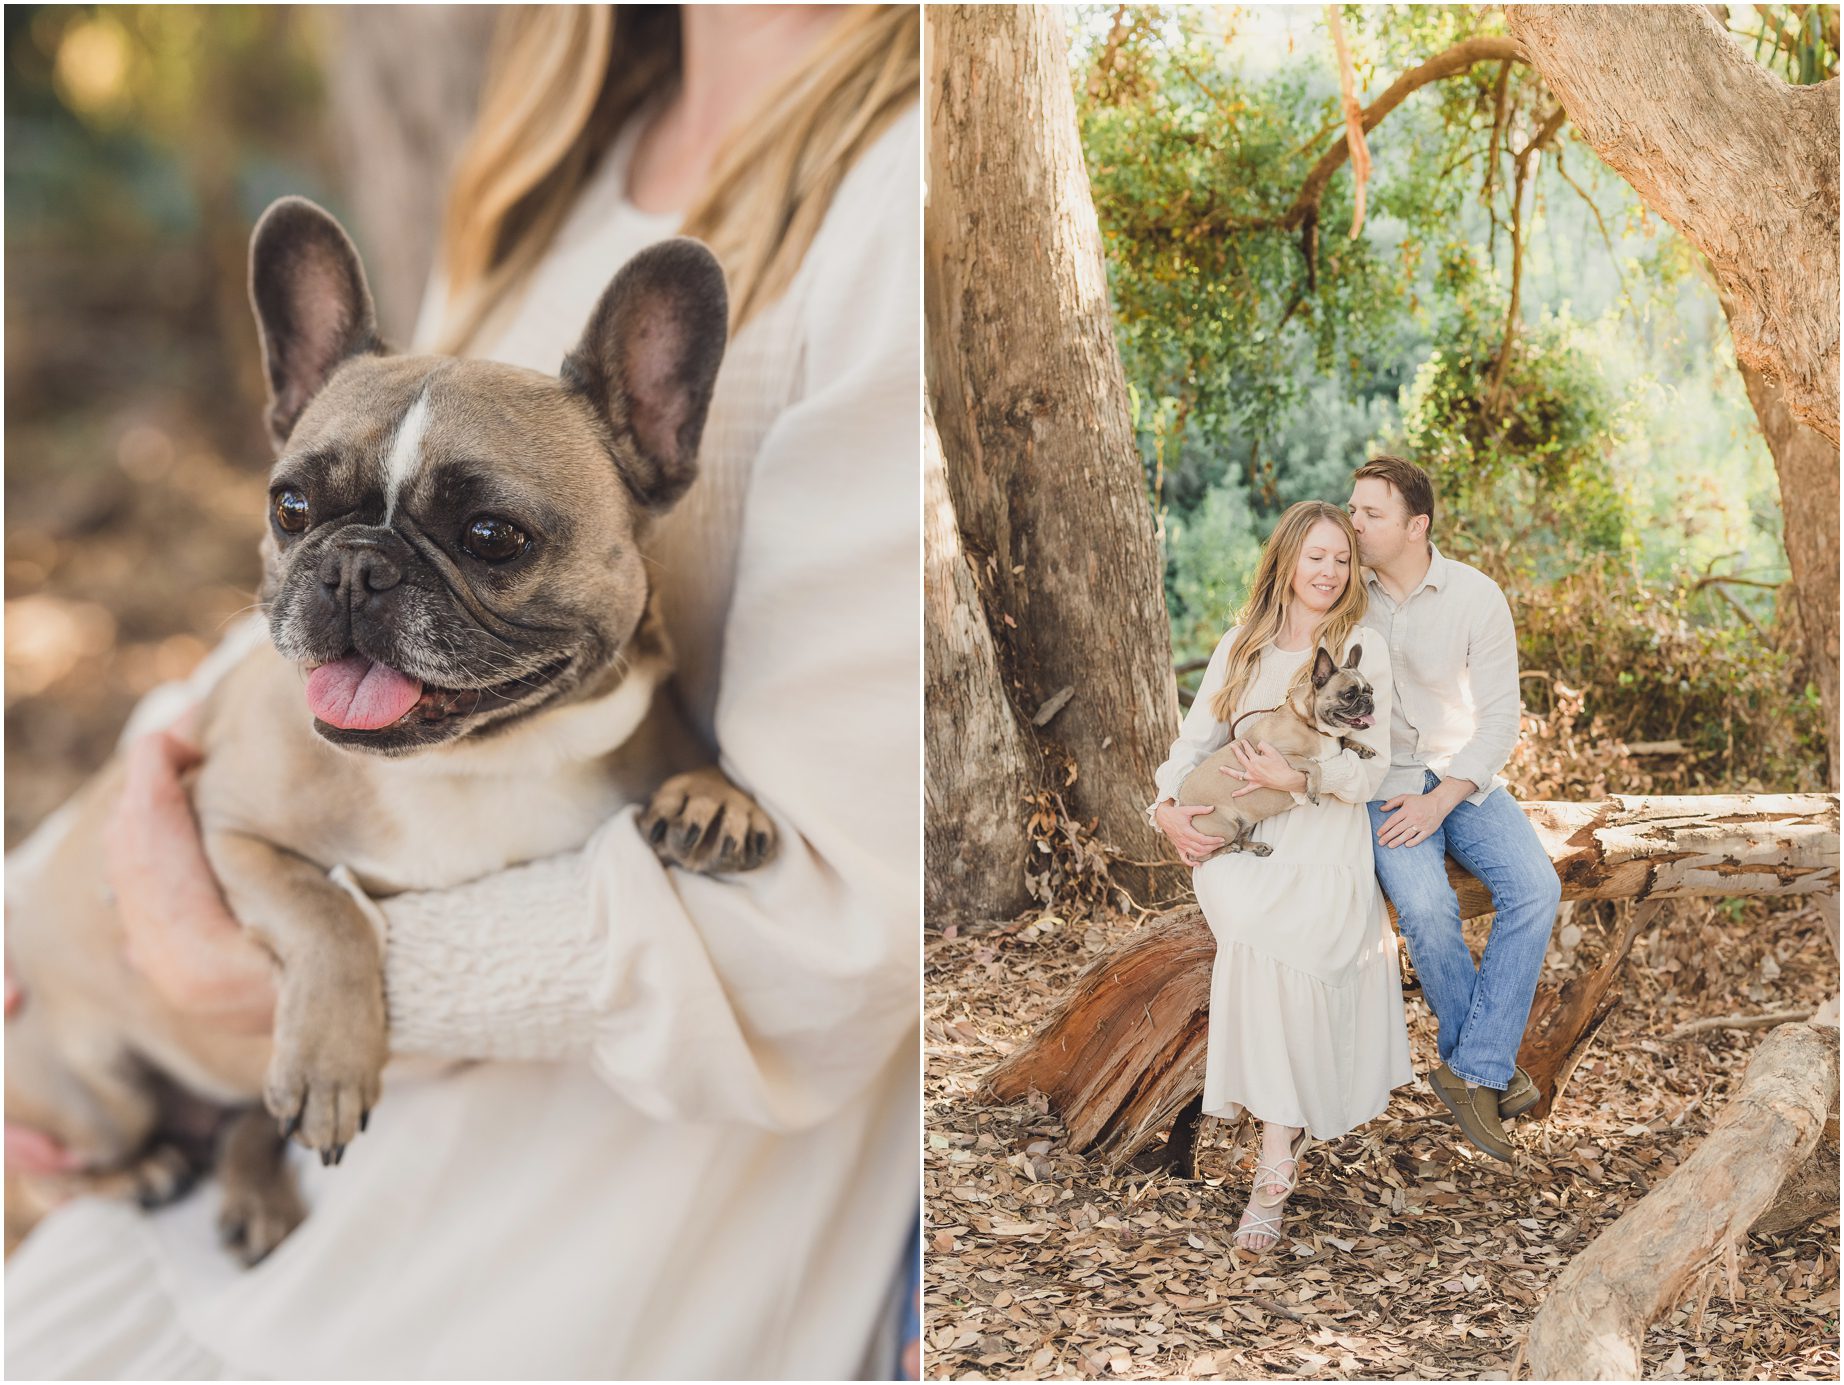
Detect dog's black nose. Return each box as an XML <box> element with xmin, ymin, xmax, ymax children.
<box><xmin>321</xmin><ymin>532</ymin><xmax>408</xmax><ymax>595</ymax></box>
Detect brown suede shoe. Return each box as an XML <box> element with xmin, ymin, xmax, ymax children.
<box><xmin>1427</xmin><ymin>1064</ymin><xmax>1514</xmax><ymax>1162</ymax></box>
<box><xmin>1498</xmin><ymin>1066</ymin><xmax>1540</xmax><ymax>1120</ymax></box>
<box><xmin>1430</xmin><ymin>1065</ymin><xmax>1539</xmax><ymax>1124</ymax></box>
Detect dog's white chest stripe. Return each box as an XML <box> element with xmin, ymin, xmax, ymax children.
<box><xmin>382</xmin><ymin>389</ymin><xmax>433</xmax><ymax>521</ymax></box>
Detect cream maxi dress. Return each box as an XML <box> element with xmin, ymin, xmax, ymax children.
<box><xmin>5</xmin><ymin>108</ymin><xmax>921</xmax><ymax>1380</ymax></box>
<box><xmin>1150</xmin><ymin>627</ymin><xmax>1414</xmax><ymax>1139</ymax></box>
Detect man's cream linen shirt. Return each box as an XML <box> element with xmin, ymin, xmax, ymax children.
<box><xmin>1360</xmin><ymin>544</ymin><xmax>1520</xmax><ymax>807</ymax></box>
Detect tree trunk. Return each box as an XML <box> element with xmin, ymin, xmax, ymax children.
<box><xmin>1523</xmin><ymin>1013</ymin><xmax>1839</xmax><ymax>1380</ymax></box>
<box><xmin>925</xmin><ymin>4</ymin><xmax>1184</xmax><ymax>908</ymax></box>
<box><xmin>925</xmin><ymin>400</ymin><xmax>1042</xmax><ymax>926</ymax></box>
<box><xmin>323</xmin><ymin>6</ymin><xmax>499</xmax><ymax>343</ymax></box>
<box><xmin>1506</xmin><ymin>5</ymin><xmax>1841</xmax><ymax>442</ymax></box>
<box><xmin>984</xmin><ymin>793</ymin><xmax>1840</xmax><ymax>1167</ymax></box>
<box><xmin>1725</xmin><ymin>312</ymin><xmax>1840</xmax><ymax>788</ymax></box>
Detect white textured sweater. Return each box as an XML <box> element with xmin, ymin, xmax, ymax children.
<box><xmin>7</xmin><ymin>106</ymin><xmax>921</xmax><ymax>1382</ymax></box>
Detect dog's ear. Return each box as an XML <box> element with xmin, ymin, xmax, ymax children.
<box><xmin>1344</xmin><ymin>643</ymin><xmax>1363</xmax><ymax>670</ymax></box>
<box><xmin>562</xmin><ymin>238</ymin><xmax>728</xmax><ymax>514</ymax></box>
<box><xmin>1311</xmin><ymin>647</ymin><xmax>1338</xmax><ymax>689</ymax></box>
<box><xmin>249</xmin><ymin>197</ymin><xmax>382</xmax><ymax>452</ymax></box>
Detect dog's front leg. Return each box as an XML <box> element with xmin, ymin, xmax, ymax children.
<box><xmin>1283</xmin><ymin>756</ymin><xmax>1323</xmax><ymax>806</ymax></box>
<box><xmin>216</xmin><ymin>1105</ymin><xmax>305</xmax><ymax>1264</ymax></box>
<box><xmin>1337</xmin><ymin>735</ymin><xmax>1377</xmax><ymax>759</ymax></box>
<box><xmin>205</xmin><ymin>831</ymin><xmax>385</xmax><ymax>1162</ymax></box>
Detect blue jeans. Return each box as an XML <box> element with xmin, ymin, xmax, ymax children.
<box><xmin>1367</xmin><ymin>772</ymin><xmax>1561</xmax><ymax>1089</ymax></box>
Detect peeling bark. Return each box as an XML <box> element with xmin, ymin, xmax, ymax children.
<box><xmin>925</xmin><ymin>400</ymin><xmax>1042</xmax><ymax>925</ymax></box>
<box><xmin>1721</xmin><ymin>292</ymin><xmax>1840</xmax><ymax>788</ymax></box>
<box><xmin>1524</xmin><ymin>1016</ymin><xmax>1840</xmax><ymax>1380</ymax></box>
<box><xmin>925</xmin><ymin>5</ymin><xmax>1184</xmax><ymax>906</ymax></box>
<box><xmin>1506</xmin><ymin>5</ymin><xmax>1841</xmax><ymax>441</ymax></box>
<box><xmin>984</xmin><ymin>794</ymin><xmax>1840</xmax><ymax>1167</ymax></box>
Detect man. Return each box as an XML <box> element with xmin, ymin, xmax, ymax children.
<box><xmin>1347</xmin><ymin>456</ymin><xmax>1562</xmax><ymax>1162</ymax></box>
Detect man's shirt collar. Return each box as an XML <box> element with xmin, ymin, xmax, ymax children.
<box><xmin>1365</xmin><ymin>543</ymin><xmax>1446</xmax><ymax>601</ymax></box>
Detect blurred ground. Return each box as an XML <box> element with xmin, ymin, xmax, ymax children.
<box><xmin>4</xmin><ymin>392</ymin><xmax>267</xmax><ymax>846</ymax></box>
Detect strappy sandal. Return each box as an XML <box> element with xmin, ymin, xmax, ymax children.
<box><xmin>1253</xmin><ymin>1127</ymin><xmax>1311</xmax><ymax>1200</ymax></box>
<box><xmin>1232</xmin><ymin>1193</ymin><xmax>1287</xmax><ymax>1253</ymax></box>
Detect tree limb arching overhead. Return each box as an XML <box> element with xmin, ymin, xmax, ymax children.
<box><xmin>1506</xmin><ymin>4</ymin><xmax>1841</xmax><ymax>442</ymax></box>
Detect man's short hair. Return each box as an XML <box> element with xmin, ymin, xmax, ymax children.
<box><xmin>1354</xmin><ymin>455</ymin><xmax>1434</xmax><ymax>531</ymax></box>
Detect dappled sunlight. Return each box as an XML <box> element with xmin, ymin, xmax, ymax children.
<box><xmin>4</xmin><ymin>593</ymin><xmax>117</xmax><ymax>699</ymax></box>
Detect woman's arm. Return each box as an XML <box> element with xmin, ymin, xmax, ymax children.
<box><xmin>1146</xmin><ymin>628</ymin><xmax>1238</xmax><ymax>821</ymax></box>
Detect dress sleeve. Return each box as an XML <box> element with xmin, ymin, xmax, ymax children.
<box><xmin>1300</xmin><ymin>637</ymin><xmax>1394</xmax><ymax>806</ymax></box>
<box><xmin>369</xmin><ymin>109</ymin><xmax>922</xmax><ymax>1133</ymax></box>
<box><xmin>1146</xmin><ymin>628</ymin><xmax>1237</xmax><ymax>821</ymax></box>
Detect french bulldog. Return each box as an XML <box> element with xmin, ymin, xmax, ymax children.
<box><xmin>1177</xmin><ymin>644</ymin><xmax>1376</xmax><ymax>859</ymax></box>
<box><xmin>4</xmin><ymin>198</ymin><xmax>775</xmax><ymax>1263</ymax></box>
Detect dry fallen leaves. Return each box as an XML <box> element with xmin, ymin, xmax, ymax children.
<box><xmin>924</xmin><ymin>898</ymin><xmax>1839</xmax><ymax>1381</ymax></box>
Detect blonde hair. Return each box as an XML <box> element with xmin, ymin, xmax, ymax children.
<box><xmin>435</xmin><ymin>5</ymin><xmax>918</xmax><ymax>353</ymax></box>
<box><xmin>1209</xmin><ymin>502</ymin><xmax>1367</xmax><ymax>725</ymax></box>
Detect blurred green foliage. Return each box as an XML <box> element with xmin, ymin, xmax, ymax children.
<box><xmin>6</xmin><ymin>5</ymin><xmax>333</xmax><ymax>443</ymax></box>
<box><xmin>1070</xmin><ymin>4</ymin><xmax>1832</xmax><ymax>790</ymax></box>
<box><xmin>6</xmin><ymin>6</ymin><xmax>330</xmax><ymax>242</ymax></box>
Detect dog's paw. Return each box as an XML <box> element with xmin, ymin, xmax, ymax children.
<box><xmin>264</xmin><ymin>990</ymin><xmax>384</xmax><ymax>1161</ymax></box>
<box><xmin>127</xmin><ymin>1142</ymin><xmax>198</xmax><ymax>1210</ymax></box>
<box><xmin>1249</xmin><ymin>842</ymin><xmax>1273</xmax><ymax>857</ymax></box>
<box><xmin>64</xmin><ymin>1141</ymin><xmax>200</xmax><ymax>1210</ymax></box>
<box><xmin>640</xmin><ymin>767</ymin><xmax>777</xmax><ymax>874</ymax></box>
<box><xmin>1343</xmin><ymin>737</ymin><xmax>1376</xmax><ymax>759</ymax></box>
<box><xmin>218</xmin><ymin>1166</ymin><xmax>306</xmax><ymax>1266</ymax></box>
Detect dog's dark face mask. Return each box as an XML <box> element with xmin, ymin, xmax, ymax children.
<box><xmin>246</xmin><ymin>198</ymin><xmax>727</xmax><ymax>756</ymax></box>
<box><xmin>1310</xmin><ymin>644</ymin><xmax>1376</xmax><ymax>732</ymax></box>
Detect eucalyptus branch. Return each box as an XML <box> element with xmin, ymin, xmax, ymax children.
<box><xmin>1485</xmin><ymin>105</ymin><xmax>1567</xmax><ymax>414</ymax></box>
<box><xmin>1283</xmin><ymin>34</ymin><xmax>1525</xmax><ymax>235</ymax></box>
<box><xmin>1551</xmin><ymin>144</ymin><xmax>1631</xmax><ymax>308</ymax></box>
<box><xmin>1482</xmin><ymin>59</ymin><xmax>1512</xmax><ymax>209</ymax></box>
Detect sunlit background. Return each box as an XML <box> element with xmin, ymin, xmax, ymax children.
<box><xmin>1065</xmin><ymin>2</ymin><xmax>1836</xmax><ymax>795</ymax></box>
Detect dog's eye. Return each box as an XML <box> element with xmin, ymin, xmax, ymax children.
<box><xmin>462</xmin><ymin>515</ymin><xmax>529</xmax><ymax>563</ymax></box>
<box><xmin>272</xmin><ymin>488</ymin><xmax>310</xmax><ymax>534</ymax></box>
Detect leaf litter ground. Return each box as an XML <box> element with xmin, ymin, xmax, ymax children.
<box><xmin>924</xmin><ymin>898</ymin><xmax>1839</xmax><ymax>1380</ymax></box>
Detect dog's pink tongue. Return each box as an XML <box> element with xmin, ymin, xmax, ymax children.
<box><xmin>305</xmin><ymin>655</ymin><xmax>423</xmax><ymax>731</ymax></box>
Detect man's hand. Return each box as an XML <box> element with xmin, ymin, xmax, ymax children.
<box><xmin>1375</xmin><ymin>778</ymin><xmax>1473</xmax><ymax>849</ymax></box>
<box><xmin>1152</xmin><ymin>800</ymin><xmax>1226</xmax><ymax>868</ymax></box>
<box><xmin>104</xmin><ymin>720</ymin><xmax>277</xmax><ymax>1033</ymax></box>
<box><xmin>1216</xmin><ymin>739</ymin><xmax>1308</xmax><ymax>798</ymax></box>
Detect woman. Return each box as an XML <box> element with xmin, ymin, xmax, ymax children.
<box><xmin>1149</xmin><ymin>501</ymin><xmax>1413</xmax><ymax>1252</ymax></box>
<box><xmin>5</xmin><ymin>6</ymin><xmax>919</xmax><ymax>1377</ymax></box>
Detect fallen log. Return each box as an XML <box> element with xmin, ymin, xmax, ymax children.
<box><xmin>982</xmin><ymin>794</ymin><xmax>1838</xmax><ymax>1168</ymax></box>
<box><xmin>1415</xmin><ymin>793</ymin><xmax>1837</xmax><ymax>919</ymax></box>
<box><xmin>1523</xmin><ymin>1010</ymin><xmax>1840</xmax><ymax>1380</ymax></box>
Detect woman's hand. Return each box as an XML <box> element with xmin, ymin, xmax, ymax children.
<box><xmin>1152</xmin><ymin>800</ymin><xmax>1226</xmax><ymax>868</ymax></box>
<box><xmin>1216</xmin><ymin>739</ymin><xmax>1308</xmax><ymax>797</ymax></box>
<box><xmin>103</xmin><ymin>720</ymin><xmax>277</xmax><ymax>1034</ymax></box>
